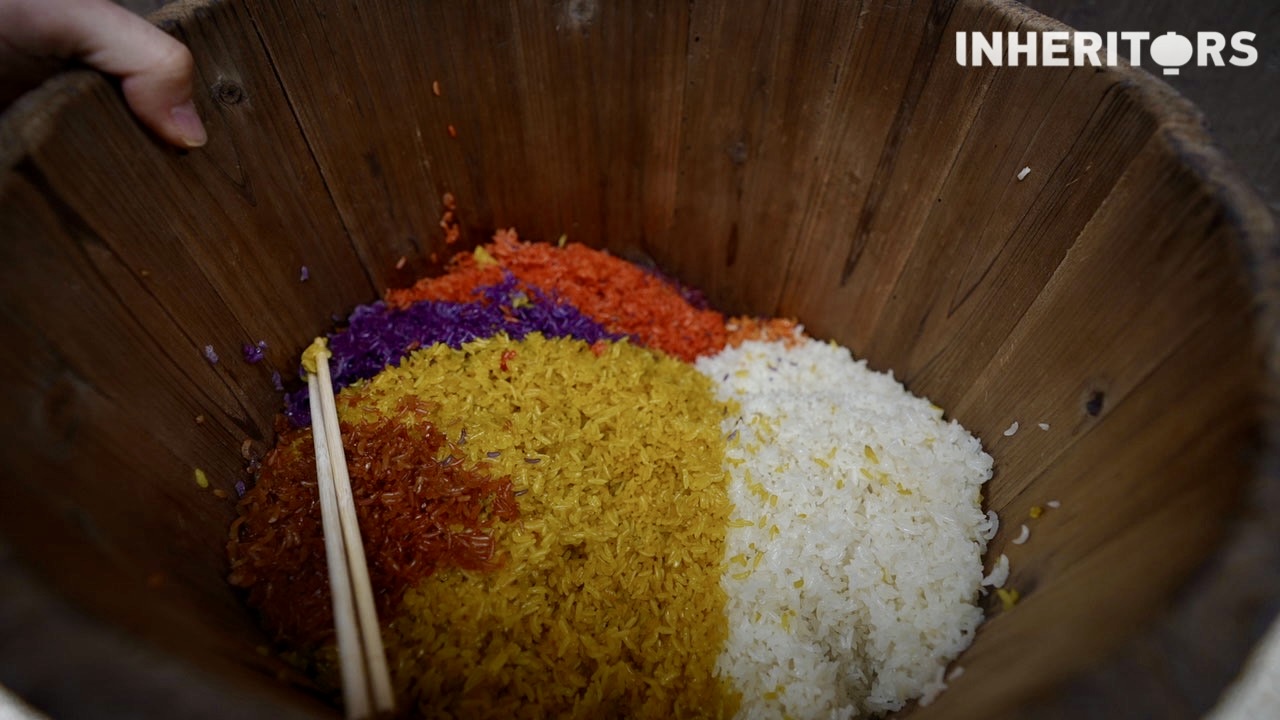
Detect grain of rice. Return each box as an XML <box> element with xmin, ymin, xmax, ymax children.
<box><xmin>1038</xmin><ymin>422</ymin><xmax>1050</xmax><ymax>430</ymax></box>
<box><xmin>1012</xmin><ymin>524</ymin><xmax>1030</xmax><ymax>545</ymax></box>
<box><xmin>983</xmin><ymin>509</ymin><xmax>1000</xmax><ymax>540</ymax></box>
<box><xmin>1017</xmin><ymin>166</ymin><xmax>1031</xmax><ymax>181</ymax></box>
<box><xmin>1003</xmin><ymin>421</ymin><xmax>1019</xmax><ymax>436</ymax></box>
<box><xmin>242</xmin><ymin>340</ymin><xmax>268</xmax><ymax>364</ymax></box>
<box><xmin>982</xmin><ymin>554</ymin><xmax>1010</xmax><ymax>589</ymax></box>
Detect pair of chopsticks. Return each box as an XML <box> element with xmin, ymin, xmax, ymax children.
<box><xmin>302</xmin><ymin>339</ymin><xmax>395</xmax><ymax>719</ymax></box>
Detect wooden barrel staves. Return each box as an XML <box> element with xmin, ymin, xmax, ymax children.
<box><xmin>0</xmin><ymin>0</ymin><xmax>1276</xmax><ymax>718</ymax></box>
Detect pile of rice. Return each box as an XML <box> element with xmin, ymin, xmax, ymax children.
<box><xmin>300</xmin><ymin>335</ymin><xmax>737</xmax><ymax>717</ymax></box>
<box><xmin>698</xmin><ymin>339</ymin><xmax>993</xmax><ymax>718</ymax></box>
<box><xmin>228</xmin><ymin>234</ymin><xmax>995</xmax><ymax>719</ymax></box>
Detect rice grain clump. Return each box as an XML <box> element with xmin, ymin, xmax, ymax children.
<box><xmin>697</xmin><ymin>337</ymin><xmax>994</xmax><ymax>719</ymax></box>
<box><xmin>338</xmin><ymin>334</ymin><xmax>738</xmax><ymax>718</ymax></box>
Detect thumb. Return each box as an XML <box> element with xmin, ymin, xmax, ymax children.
<box><xmin>66</xmin><ymin>0</ymin><xmax>207</xmax><ymax>147</ymax></box>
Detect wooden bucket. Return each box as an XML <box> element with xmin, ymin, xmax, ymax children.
<box><xmin>1</xmin><ymin>0</ymin><xmax>1276</xmax><ymax>717</ymax></box>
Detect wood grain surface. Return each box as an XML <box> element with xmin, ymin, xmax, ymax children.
<box><xmin>1021</xmin><ymin>0</ymin><xmax>1280</xmax><ymax>219</ymax></box>
<box><xmin>0</xmin><ymin>1</ymin><xmax>1276</xmax><ymax>718</ymax></box>
<box><xmin>119</xmin><ymin>0</ymin><xmax>1279</xmax><ymax>216</ymax></box>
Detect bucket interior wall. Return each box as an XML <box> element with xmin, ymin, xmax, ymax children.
<box><xmin>0</xmin><ymin>0</ymin><xmax>1270</xmax><ymax>717</ymax></box>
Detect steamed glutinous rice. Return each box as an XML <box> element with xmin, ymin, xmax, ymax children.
<box><xmin>698</xmin><ymin>337</ymin><xmax>993</xmax><ymax>718</ymax></box>
<box><xmin>227</xmin><ymin>233</ymin><xmax>995</xmax><ymax>719</ymax></box>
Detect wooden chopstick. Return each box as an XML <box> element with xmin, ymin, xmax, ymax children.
<box><xmin>304</xmin><ymin>339</ymin><xmax>395</xmax><ymax>719</ymax></box>
<box><xmin>306</xmin><ymin>371</ymin><xmax>372</xmax><ymax>719</ymax></box>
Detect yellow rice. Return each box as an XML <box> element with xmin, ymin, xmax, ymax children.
<box><xmin>334</xmin><ymin>334</ymin><xmax>738</xmax><ymax>718</ymax></box>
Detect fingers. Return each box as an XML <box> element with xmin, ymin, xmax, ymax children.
<box><xmin>64</xmin><ymin>0</ymin><xmax>207</xmax><ymax>147</ymax></box>
<box><xmin>120</xmin><ymin>40</ymin><xmax>208</xmax><ymax>149</ymax></box>
<box><xmin>0</xmin><ymin>0</ymin><xmax>208</xmax><ymax>147</ymax></box>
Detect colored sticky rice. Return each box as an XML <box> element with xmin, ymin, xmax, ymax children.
<box><xmin>385</xmin><ymin>230</ymin><xmax>728</xmax><ymax>361</ymax></box>
<box><xmin>230</xmin><ymin>237</ymin><xmax>997</xmax><ymax>719</ymax></box>
<box><xmin>235</xmin><ymin>334</ymin><xmax>738</xmax><ymax>717</ymax></box>
<box><xmin>227</xmin><ymin>398</ymin><xmax>520</xmax><ymax>646</ymax></box>
<box><xmin>283</xmin><ymin>273</ymin><xmax>618</xmax><ymax>426</ymax></box>
<box><xmin>348</xmin><ymin>335</ymin><xmax>736</xmax><ymax>717</ymax></box>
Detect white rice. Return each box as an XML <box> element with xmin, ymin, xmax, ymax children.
<box><xmin>696</xmin><ymin>338</ymin><xmax>994</xmax><ymax>719</ymax></box>
<box><xmin>1012</xmin><ymin>524</ymin><xmax>1031</xmax><ymax>545</ymax></box>
<box><xmin>982</xmin><ymin>554</ymin><xmax>1010</xmax><ymax>589</ymax></box>
<box><xmin>983</xmin><ymin>509</ymin><xmax>1000</xmax><ymax>540</ymax></box>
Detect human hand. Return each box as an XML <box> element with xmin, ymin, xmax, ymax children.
<box><xmin>0</xmin><ymin>0</ymin><xmax>207</xmax><ymax>147</ymax></box>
